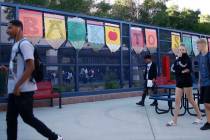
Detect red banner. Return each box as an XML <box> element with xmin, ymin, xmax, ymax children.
<box><xmin>131</xmin><ymin>27</ymin><xmax>144</xmax><ymax>54</ymax></box>
<box><xmin>19</xmin><ymin>9</ymin><xmax>43</xmax><ymax>37</ymax></box>
<box><xmin>145</xmin><ymin>29</ymin><xmax>157</xmax><ymax>49</ymax></box>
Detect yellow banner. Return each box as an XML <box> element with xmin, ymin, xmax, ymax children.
<box><xmin>105</xmin><ymin>24</ymin><xmax>121</xmax><ymax>52</ymax></box>
<box><xmin>44</xmin><ymin>13</ymin><xmax>66</xmax><ymax>40</ymax></box>
<box><xmin>171</xmin><ymin>32</ymin><xmax>181</xmax><ymax>55</ymax></box>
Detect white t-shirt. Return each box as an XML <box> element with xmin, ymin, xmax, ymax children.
<box><xmin>146</xmin><ymin>62</ymin><xmax>152</xmax><ymax>80</ymax></box>
<box><xmin>7</xmin><ymin>39</ymin><xmax>37</xmax><ymax>94</ymax></box>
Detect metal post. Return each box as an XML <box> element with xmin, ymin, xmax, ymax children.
<box><xmin>157</xmin><ymin>28</ymin><xmax>161</xmax><ymax>76</ymax></box>
<box><xmin>120</xmin><ymin>23</ymin><xmax>124</xmax><ymax>88</ymax></box>
<box><xmin>128</xmin><ymin>24</ymin><xmax>132</xmax><ymax>87</ymax></box>
<box><xmin>75</xmin><ymin>50</ymin><xmax>79</xmax><ymax>91</ymax></box>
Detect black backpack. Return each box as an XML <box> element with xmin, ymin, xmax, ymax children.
<box><xmin>17</xmin><ymin>39</ymin><xmax>44</xmax><ymax>82</ymax></box>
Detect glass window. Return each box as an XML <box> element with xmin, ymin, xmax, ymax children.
<box><xmin>79</xmin><ymin>66</ymin><xmax>120</xmax><ymax>91</ymax></box>
<box><xmin>45</xmin><ymin>65</ymin><xmax>75</xmax><ymax>92</ymax></box>
<box><xmin>0</xmin><ymin>45</ymin><xmax>11</xmax><ymax>64</ymax></box>
<box><xmin>159</xmin><ymin>29</ymin><xmax>171</xmax><ymax>41</ymax></box>
<box><xmin>1</xmin><ymin>25</ymin><xmax>13</xmax><ymax>43</ymax></box>
<box><xmin>123</xmin><ymin>66</ymin><xmax>130</xmax><ymax>88</ymax></box>
<box><xmin>159</xmin><ymin>41</ymin><xmax>171</xmax><ymax>53</ymax></box>
<box><xmin>1</xmin><ymin>6</ymin><xmax>15</xmax><ymax>23</ymax></box>
<box><xmin>122</xmin><ymin>24</ymin><xmax>129</xmax><ymax>36</ymax></box>
<box><xmin>78</xmin><ymin>47</ymin><xmax>120</xmax><ymax>64</ymax></box>
<box><xmin>58</xmin><ymin>47</ymin><xmax>75</xmax><ymax>64</ymax></box>
<box><xmin>132</xmin><ymin>66</ymin><xmax>145</xmax><ymax>88</ymax></box>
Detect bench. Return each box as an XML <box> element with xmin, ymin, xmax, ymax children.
<box><xmin>34</xmin><ymin>81</ymin><xmax>62</xmax><ymax>108</ymax></box>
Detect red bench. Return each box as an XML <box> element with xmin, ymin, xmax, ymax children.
<box><xmin>34</xmin><ymin>81</ymin><xmax>62</xmax><ymax>108</ymax></box>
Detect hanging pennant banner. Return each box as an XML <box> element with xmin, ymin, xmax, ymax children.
<box><xmin>44</xmin><ymin>13</ymin><xmax>66</xmax><ymax>49</ymax></box>
<box><xmin>19</xmin><ymin>9</ymin><xmax>43</xmax><ymax>44</ymax></box>
<box><xmin>131</xmin><ymin>27</ymin><xmax>144</xmax><ymax>54</ymax></box>
<box><xmin>87</xmin><ymin>20</ymin><xmax>105</xmax><ymax>51</ymax></box>
<box><xmin>192</xmin><ymin>36</ymin><xmax>200</xmax><ymax>56</ymax></box>
<box><xmin>182</xmin><ymin>34</ymin><xmax>192</xmax><ymax>55</ymax></box>
<box><xmin>145</xmin><ymin>29</ymin><xmax>157</xmax><ymax>48</ymax></box>
<box><xmin>67</xmin><ymin>17</ymin><xmax>86</xmax><ymax>50</ymax></box>
<box><xmin>171</xmin><ymin>32</ymin><xmax>181</xmax><ymax>55</ymax></box>
<box><xmin>105</xmin><ymin>23</ymin><xmax>121</xmax><ymax>52</ymax></box>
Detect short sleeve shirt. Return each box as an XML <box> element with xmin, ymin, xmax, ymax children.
<box><xmin>198</xmin><ymin>53</ymin><xmax>210</xmax><ymax>87</ymax></box>
<box><xmin>7</xmin><ymin>39</ymin><xmax>37</xmax><ymax>94</ymax></box>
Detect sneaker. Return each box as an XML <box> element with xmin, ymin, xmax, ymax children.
<box><xmin>150</xmin><ymin>101</ymin><xmax>158</xmax><ymax>106</ymax></box>
<box><xmin>166</xmin><ymin>120</ymin><xmax>176</xmax><ymax>127</ymax></box>
<box><xmin>193</xmin><ymin>118</ymin><xmax>203</xmax><ymax>125</ymax></box>
<box><xmin>136</xmin><ymin>101</ymin><xmax>144</xmax><ymax>106</ymax></box>
<box><xmin>200</xmin><ymin>122</ymin><xmax>210</xmax><ymax>130</ymax></box>
<box><xmin>57</xmin><ymin>135</ymin><xmax>63</xmax><ymax>140</ymax></box>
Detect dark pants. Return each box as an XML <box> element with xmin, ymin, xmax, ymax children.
<box><xmin>6</xmin><ymin>92</ymin><xmax>58</xmax><ymax>140</ymax></box>
<box><xmin>140</xmin><ymin>81</ymin><xmax>157</xmax><ymax>104</ymax></box>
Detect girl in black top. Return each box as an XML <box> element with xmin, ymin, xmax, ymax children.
<box><xmin>171</xmin><ymin>51</ymin><xmax>193</xmax><ymax>88</ymax></box>
<box><xmin>167</xmin><ymin>45</ymin><xmax>202</xmax><ymax>126</ymax></box>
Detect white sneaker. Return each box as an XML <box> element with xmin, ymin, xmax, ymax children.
<box><xmin>166</xmin><ymin>120</ymin><xmax>176</xmax><ymax>127</ymax></box>
<box><xmin>193</xmin><ymin>118</ymin><xmax>203</xmax><ymax>125</ymax></box>
<box><xmin>57</xmin><ymin>135</ymin><xmax>63</xmax><ymax>140</ymax></box>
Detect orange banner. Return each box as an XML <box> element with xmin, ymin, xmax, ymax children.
<box><xmin>145</xmin><ymin>29</ymin><xmax>157</xmax><ymax>49</ymax></box>
<box><xmin>19</xmin><ymin>9</ymin><xmax>43</xmax><ymax>37</ymax></box>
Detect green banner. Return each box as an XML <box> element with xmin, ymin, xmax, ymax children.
<box><xmin>67</xmin><ymin>17</ymin><xmax>86</xmax><ymax>50</ymax></box>
<box><xmin>182</xmin><ymin>34</ymin><xmax>192</xmax><ymax>55</ymax></box>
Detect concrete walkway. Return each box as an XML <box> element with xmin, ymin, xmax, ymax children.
<box><xmin>0</xmin><ymin>97</ymin><xmax>209</xmax><ymax>140</ymax></box>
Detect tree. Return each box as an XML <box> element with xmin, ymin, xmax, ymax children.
<box><xmin>111</xmin><ymin>0</ymin><xmax>138</xmax><ymax>21</ymax></box>
<box><xmin>93</xmin><ymin>1</ymin><xmax>112</xmax><ymax>18</ymax></box>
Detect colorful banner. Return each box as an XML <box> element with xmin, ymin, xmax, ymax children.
<box><xmin>171</xmin><ymin>32</ymin><xmax>181</xmax><ymax>55</ymax></box>
<box><xmin>67</xmin><ymin>17</ymin><xmax>86</xmax><ymax>50</ymax></box>
<box><xmin>87</xmin><ymin>20</ymin><xmax>105</xmax><ymax>51</ymax></box>
<box><xmin>192</xmin><ymin>36</ymin><xmax>200</xmax><ymax>56</ymax></box>
<box><xmin>105</xmin><ymin>23</ymin><xmax>121</xmax><ymax>52</ymax></box>
<box><xmin>44</xmin><ymin>13</ymin><xmax>66</xmax><ymax>49</ymax></box>
<box><xmin>182</xmin><ymin>34</ymin><xmax>192</xmax><ymax>55</ymax></box>
<box><xmin>131</xmin><ymin>27</ymin><xmax>144</xmax><ymax>54</ymax></box>
<box><xmin>145</xmin><ymin>29</ymin><xmax>157</xmax><ymax>48</ymax></box>
<box><xmin>19</xmin><ymin>9</ymin><xmax>43</xmax><ymax>44</ymax></box>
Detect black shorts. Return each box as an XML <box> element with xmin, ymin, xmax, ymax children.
<box><xmin>200</xmin><ymin>86</ymin><xmax>210</xmax><ymax>104</ymax></box>
<box><xmin>176</xmin><ymin>82</ymin><xmax>192</xmax><ymax>88</ymax></box>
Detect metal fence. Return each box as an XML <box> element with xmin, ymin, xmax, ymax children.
<box><xmin>0</xmin><ymin>2</ymin><xmax>210</xmax><ymax>99</ymax></box>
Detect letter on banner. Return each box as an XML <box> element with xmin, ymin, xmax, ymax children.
<box><xmin>131</xmin><ymin>27</ymin><xmax>144</xmax><ymax>54</ymax></box>
<box><xmin>145</xmin><ymin>29</ymin><xmax>157</xmax><ymax>53</ymax></box>
<box><xmin>182</xmin><ymin>34</ymin><xmax>192</xmax><ymax>55</ymax></box>
<box><xmin>67</xmin><ymin>17</ymin><xmax>86</xmax><ymax>50</ymax></box>
<box><xmin>105</xmin><ymin>23</ymin><xmax>121</xmax><ymax>52</ymax></box>
<box><xmin>192</xmin><ymin>36</ymin><xmax>200</xmax><ymax>56</ymax></box>
<box><xmin>87</xmin><ymin>20</ymin><xmax>105</xmax><ymax>51</ymax></box>
<box><xmin>44</xmin><ymin>13</ymin><xmax>66</xmax><ymax>49</ymax></box>
<box><xmin>19</xmin><ymin>9</ymin><xmax>43</xmax><ymax>44</ymax></box>
<box><xmin>171</xmin><ymin>32</ymin><xmax>181</xmax><ymax>55</ymax></box>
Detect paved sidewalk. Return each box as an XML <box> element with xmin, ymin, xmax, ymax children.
<box><xmin>0</xmin><ymin>97</ymin><xmax>209</xmax><ymax>140</ymax></box>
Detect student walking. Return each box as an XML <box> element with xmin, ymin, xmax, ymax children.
<box><xmin>136</xmin><ymin>55</ymin><xmax>158</xmax><ymax>106</ymax></box>
<box><xmin>197</xmin><ymin>39</ymin><xmax>210</xmax><ymax>130</ymax></box>
<box><xmin>166</xmin><ymin>45</ymin><xmax>202</xmax><ymax>126</ymax></box>
<box><xmin>0</xmin><ymin>20</ymin><xmax>63</xmax><ymax>140</ymax></box>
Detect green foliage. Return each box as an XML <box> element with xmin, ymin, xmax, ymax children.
<box><xmin>3</xmin><ymin>0</ymin><xmax>210</xmax><ymax>34</ymax></box>
<box><xmin>104</xmin><ymin>71</ymin><xmax>120</xmax><ymax>89</ymax></box>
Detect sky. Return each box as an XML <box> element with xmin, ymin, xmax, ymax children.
<box><xmin>166</xmin><ymin>0</ymin><xmax>210</xmax><ymax>15</ymax></box>
<box><xmin>96</xmin><ymin>0</ymin><xmax>210</xmax><ymax>15</ymax></box>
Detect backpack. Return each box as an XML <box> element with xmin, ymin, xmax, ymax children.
<box><xmin>17</xmin><ymin>39</ymin><xmax>44</xmax><ymax>82</ymax></box>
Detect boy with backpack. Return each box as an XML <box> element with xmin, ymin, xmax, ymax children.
<box><xmin>0</xmin><ymin>20</ymin><xmax>63</xmax><ymax>140</ymax></box>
